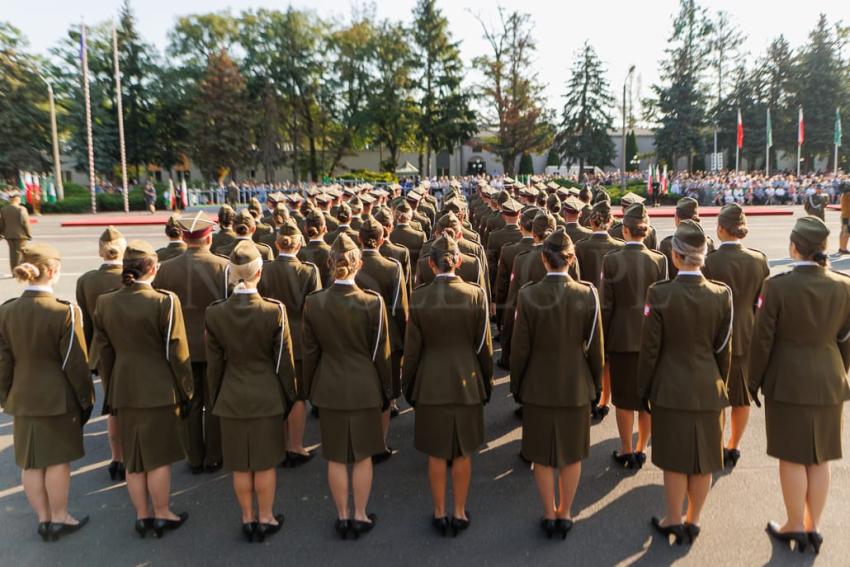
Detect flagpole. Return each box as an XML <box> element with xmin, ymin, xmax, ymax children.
<box><xmin>46</xmin><ymin>82</ymin><xmax>64</xmax><ymax>201</ymax></box>
<box><xmin>112</xmin><ymin>23</ymin><xmax>129</xmax><ymax>214</ymax></box>
<box><xmin>797</xmin><ymin>107</ymin><xmax>804</xmax><ymax>178</ymax></box>
<box><xmin>81</xmin><ymin>23</ymin><xmax>96</xmax><ymax>214</ymax></box>
<box><xmin>765</xmin><ymin>108</ymin><xmax>771</xmax><ymax>177</ymax></box>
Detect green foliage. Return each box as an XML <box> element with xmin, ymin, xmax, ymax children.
<box><xmin>546</xmin><ymin>147</ymin><xmax>561</xmax><ymax>167</ymax></box>
<box><xmin>335</xmin><ymin>170</ymin><xmax>397</xmax><ymax>183</ymax></box>
<box><xmin>625</xmin><ymin>130</ymin><xmax>639</xmax><ymax>170</ymax></box>
<box><xmin>518</xmin><ymin>153</ymin><xmax>534</xmax><ymax>175</ymax></box>
<box><xmin>40</xmin><ymin>182</ymin><xmax>166</xmax><ymax>213</ymax></box>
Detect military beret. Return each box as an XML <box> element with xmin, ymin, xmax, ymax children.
<box><xmin>562</xmin><ymin>195</ymin><xmax>584</xmax><ymax>213</ymax></box>
<box><xmin>676</xmin><ymin>197</ymin><xmax>699</xmax><ymax>219</ymax></box>
<box><xmin>546</xmin><ymin>194</ymin><xmax>561</xmax><ymax>212</ymax></box>
<box><xmin>791</xmin><ymin>216</ymin><xmax>830</xmax><ymax>248</ymax></box>
<box><xmin>373</xmin><ymin>207</ymin><xmax>393</xmax><ymax>226</ymax></box>
<box><xmin>124</xmin><ymin>239</ymin><xmax>157</xmax><ymax>261</ymax></box>
<box><xmin>623</xmin><ymin>203</ymin><xmax>648</xmax><ymax>222</ymax></box>
<box><xmin>592</xmin><ymin>200</ymin><xmax>612</xmax><ymax>215</ymax></box>
<box><xmin>100</xmin><ymin>225</ymin><xmax>124</xmax><ymax>243</ymax></box>
<box><xmin>532</xmin><ymin>212</ymin><xmax>556</xmax><ymax>234</ymax></box>
<box><xmin>431</xmin><ymin>234</ymin><xmax>460</xmax><ymax>255</ymax></box>
<box><xmin>230</xmin><ymin>239</ymin><xmax>261</xmax><ymax>266</ymax></box>
<box><xmin>331</xmin><ymin>232</ymin><xmax>358</xmax><ymax>254</ymax></box>
<box><xmin>178</xmin><ymin>211</ymin><xmax>216</xmax><ymax>238</ymax></box>
<box><xmin>277</xmin><ymin>219</ymin><xmax>301</xmax><ymax>238</ymax></box>
<box><xmin>437</xmin><ymin>211</ymin><xmax>461</xmax><ymax>231</ymax></box>
<box><xmin>620</xmin><ymin>192</ymin><xmax>646</xmax><ymax>206</ymax></box>
<box><xmin>501</xmin><ymin>198</ymin><xmax>523</xmax><ymax>214</ymax></box>
<box><xmin>674</xmin><ymin>219</ymin><xmax>706</xmax><ymax>248</ymax></box>
<box><xmin>21</xmin><ymin>242</ymin><xmax>61</xmax><ymax>264</ymax></box>
<box><xmin>717</xmin><ymin>203</ymin><xmax>746</xmax><ymax>229</ymax></box>
<box><xmin>234</xmin><ymin>209</ymin><xmax>256</xmax><ymax>230</ymax></box>
<box><xmin>543</xmin><ymin>228</ymin><xmax>574</xmax><ymax>252</ymax></box>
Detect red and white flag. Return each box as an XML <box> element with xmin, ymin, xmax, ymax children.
<box><xmin>661</xmin><ymin>165</ymin><xmax>668</xmax><ymax>194</ymax></box>
<box><xmin>798</xmin><ymin>107</ymin><xmax>805</xmax><ymax>146</ymax></box>
<box><xmin>647</xmin><ymin>165</ymin><xmax>653</xmax><ymax>195</ymax></box>
<box><xmin>737</xmin><ymin>109</ymin><xmax>744</xmax><ymax>149</ymax></box>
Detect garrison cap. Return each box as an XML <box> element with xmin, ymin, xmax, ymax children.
<box><xmin>591</xmin><ymin>200</ymin><xmax>612</xmax><ymax>216</ymax></box>
<box><xmin>437</xmin><ymin>211</ymin><xmax>461</xmax><ymax>231</ymax></box>
<box><xmin>431</xmin><ymin>234</ymin><xmax>460</xmax><ymax>255</ymax></box>
<box><xmin>21</xmin><ymin>242</ymin><xmax>61</xmax><ymax>264</ymax></box>
<box><xmin>675</xmin><ymin>197</ymin><xmax>699</xmax><ymax>219</ymax></box>
<box><xmin>124</xmin><ymin>240</ymin><xmax>157</xmax><ymax>261</ymax></box>
<box><xmin>442</xmin><ymin>199</ymin><xmax>463</xmax><ymax>214</ymax></box>
<box><xmin>561</xmin><ymin>195</ymin><xmax>584</xmax><ymax>214</ymax></box>
<box><xmin>395</xmin><ymin>200</ymin><xmax>412</xmax><ymax>214</ymax></box>
<box><xmin>674</xmin><ymin>219</ymin><xmax>706</xmax><ymax>248</ymax></box>
<box><xmin>234</xmin><ymin>209</ymin><xmax>256</xmax><ymax>230</ymax></box>
<box><xmin>348</xmin><ymin>196</ymin><xmax>363</xmax><ymax>212</ymax></box>
<box><xmin>336</xmin><ymin>202</ymin><xmax>353</xmax><ymax>220</ymax></box>
<box><xmin>248</xmin><ymin>198</ymin><xmax>262</xmax><ymax>213</ymax></box>
<box><xmin>165</xmin><ymin>214</ymin><xmax>181</xmax><ymax>230</ymax></box>
<box><xmin>532</xmin><ymin>212</ymin><xmax>557</xmax><ymax>235</ymax></box>
<box><xmin>593</xmin><ymin>190</ymin><xmax>611</xmax><ymax>204</ymax></box>
<box><xmin>496</xmin><ymin>190</ymin><xmax>511</xmax><ymax>205</ymax></box>
<box><xmin>277</xmin><ymin>219</ymin><xmax>301</xmax><ymax>238</ymax></box>
<box><xmin>520</xmin><ymin>207</ymin><xmax>542</xmax><ymax>227</ymax></box>
<box><xmin>543</xmin><ymin>228</ymin><xmax>574</xmax><ymax>252</ymax></box>
<box><xmin>620</xmin><ymin>192</ymin><xmax>646</xmax><ymax>206</ymax></box>
<box><xmin>331</xmin><ymin>232</ymin><xmax>358</xmax><ymax>254</ymax></box>
<box><xmin>546</xmin><ymin>194</ymin><xmax>561</xmax><ymax>213</ymax></box>
<box><xmin>230</xmin><ymin>239</ymin><xmax>261</xmax><ymax>265</ymax></box>
<box><xmin>359</xmin><ymin>216</ymin><xmax>385</xmax><ymax>240</ymax></box>
<box><xmin>717</xmin><ymin>203</ymin><xmax>746</xmax><ymax>229</ymax></box>
<box><xmin>178</xmin><ymin>211</ymin><xmax>216</xmax><ymax>238</ymax></box>
<box><xmin>100</xmin><ymin>225</ymin><xmax>124</xmax><ymax>243</ymax></box>
<box><xmin>373</xmin><ymin>207</ymin><xmax>394</xmax><ymax>226</ymax></box>
<box><xmin>218</xmin><ymin>204</ymin><xmax>235</xmax><ymax>223</ymax></box>
<box><xmin>623</xmin><ymin>203</ymin><xmax>648</xmax><ymax>222</ymax></box>
<box><xmin>791</xmin><ymin>216</ymin><xmax>830</xmax><ymax>248</ymax></box>
<box><xmin>501</xmin><ymin>198</ymin><xmax>523</xmax><ymax>214</ymax></box>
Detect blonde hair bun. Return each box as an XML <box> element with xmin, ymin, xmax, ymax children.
<box><xmin>13</xmin><ymin>262</ymin><xmax>40</xmax><ymax>283</ymax></box>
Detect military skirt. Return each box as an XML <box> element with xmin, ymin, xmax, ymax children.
<box><xmin>318</xmin><ymin>407</ymin><xmax>384</xmax><ymax>464</ymax></box>
<box><xmin>117</xmin><ymin>405</ymin><xmax>188</xmax><ymax>474</ymax></box>
<box><xmin>651</xmin><ymin>407</ymin><xmax>723</xmax><ymax>474</ymax></box>
<box><xmin>13</xmin><ymin>411</ymin><xmax>84</xmax><ymax>470</ymax></box>
<box><xmin>726</xmin><ymin>355</ymin><xmax>752</xmax><ymax>407</ymax></box>
<box><xmin>766</xmin><ymin>400</ymin><xmax>843</xmax><ymax>465</ymax></box>
<box><xmin>414</xmin><ymin>404</ymin><xmax>484</xmax><ymax>460</ymax></box>
<box><xmin>521</xmin><ymin>404</ymin><xmax>590</xmax><ymax>467</ymax></box>
<box><xmin>609</xmin><ymin>352</ymin><xmax>641</xmax><ymax>411</ymax></box>
<box><xmin>220</xmin><ymin>415</ymin><xmax>286</xmax><ymax>472</ymax></box>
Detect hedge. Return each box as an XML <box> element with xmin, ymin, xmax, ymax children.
<box><xmin>335</xmin><ymin>170</ymin><xmax>398</xmax><ymax>183</ymax></box>
<box><xmin>39</xmin><ymin>182</ymin><xmax>167</xmax><ymax>214</ymax></box>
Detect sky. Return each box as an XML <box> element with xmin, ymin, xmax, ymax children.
<box><xmin>6</xmin><ymin>0</ymin><xmax>850</xmax><ymax>115</ymax></box>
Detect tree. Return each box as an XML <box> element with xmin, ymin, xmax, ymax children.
<box><xmin>625</xmin><ymin>130</ymin><xmax>638</xmax><ymax>170</ymax></box>
<box><xmin>555</xmin><ymin>41</ymin><xmax>616</xmax><ymax>176</ymax></box>
<box><xmin>186</xmin><ymin>50</ymin><xmax>252</xmax><ymax>181</ymax></box>
<box><xmin>150</xmin><ymin>64</ymin><xmax>190</xmax><ymax>179</ymax></box>
<box><xmin>707</xmin><ymin>10</ymin><xmax>744</xmax><ymax>158</ymax></box>
<box><xmin>167</xmin><ymin>11</ymin><xmax>237</xmax><ymax>76</ymax></box>
<box><xmin>473</xmin><ymin>8</ymin><xmax>552</xmax><ymax>176</ymax></box>
<box><xmin>751</xmin><ymin>36</ymin><xmax>796</xmax><ymax>168</ymax></box>
<box><xmin>648</xmin><ymin>0</ymin><xmax>713</xmax><ymax>170</ymax></box>
<box><xmin>0</xmin><ymin>23</ymin><xmax>51</xmax><ymax>180</ymax></box>
<box><xmin>518</xmin><ymin>153</ymin><xmax>534</xmax><ymax>175</ymax></box>
<box><xmin>546</xmin><ymin>146</ymin><xmax>561</xmax><ymax>167</ymax></box>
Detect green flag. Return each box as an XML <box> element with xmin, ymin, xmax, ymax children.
<box><xmin>836</xmin><ymin>108</ymin><xmax>843</xmax><ymax>147</ymax></box>
<box><xmin>766</xmin><ymin>108</ymin><xmax>773</xmax><ymax>148</ymax></box>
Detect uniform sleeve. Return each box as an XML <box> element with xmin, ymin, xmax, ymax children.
<box><xmin>392</xmin><ymin>264</ymin><xmax>408</xmax><ymax>346</ymax></box>
<box><xmin>91</xmin><ymin>298</ymin><xmax>115</xmax><ymax>408</ymax></box>
<box><xmin>495</xmin><ymin>251</ymin><xmax>511</xmax><ymax>305</ymax></box>
<box><xmin>204</xmin><ymin>311</ymin><xmax>225</xmax><ymax>408</ymax></box>
<box><xmin>373</xmin><ymin>298</ymin><xmax>393</xmax><ymax>404</ymax></box>
<box><xmin>401</xmin><ymin>301</ymin><xmax>422</xmax><ymax>404</ymax></box>
<box><xmin>163</xmin><ymin>294</ymin><xmax>193</xmax><ymax>403</ymax></box>
<box><xmin>569</xmin><ymin>257</ymin><xmax>581</xmax><ymax>281</ymax></box>
<box><xmin>713</xmin><ymin>288</ymin><xmax>733</xmax><ymax>385</ymax></box>
<box><xmin>636</xmin><ymin>286</ymin><xmax>663</xmax><ymax>404</ymax></box>
<box><xmin>0</xmin><ymin>324</ymin><xmax>13</xmax><ymax>408</ymax></box>
<box><xmin>300</xmin><ymin>298</ymin><xmax>320</xmax><ymax>400</ymax></box>
<box><xmin>62</xmin><ymin>305</ymin><xmax>94</xmax><ymax>411</ymax></box>
<box><xmin>748</xmin><ymin>279</ymin><xmax>777</xmax><ymax>396</ymax></box>
<box><xmin>274</xmin><ymin>305</ymin><xmax>298</xmax><ymax>410</ymax></box>
<box><xmin>600</xmin><ymin>258</ymin><xmax>614</xmax><ymax>343</ymax></box>
<box><xmin>509</xmin><ymin>289</ymin><xmax>531</xmax><ymax>398</ymax></box>
<box><xmin>75</xmin><ymin>280</ymin><xmax>93</xmax><ymax>349</ymax></box>
<box><xmin>21</xmin><ymin>207</ymin><xmax>31</xmax><ymax>239</ymax></box>
<box><xmin>475</xmin><ymin>288</ymin><xmax>494</xmax><ymax>400</ymax></box>
<box><xmin>584</xmin><ymin>286</ymin><xmax>605</xmax><ymax>394</ymax></box>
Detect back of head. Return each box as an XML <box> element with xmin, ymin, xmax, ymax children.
<box><xmin>14</xmin><ymin>243</ymin><xmax>61</xmax><ymax>284</ymax></box>
<box><xmin>330</xmin><ymin>233</ymin><xmax>361</xmax><ymax>280</ymax></box>
<box><xmin>305</xmin><ymin>210</ymin><xmax>326</xmax><ymax>240</ymax></box>
<box><xmin>99</xmin><ymin>226</ymin><xmax>127</xmax><ymax>261</ymax></box>
<box><xmin>122</xmin><ymin>240</ymin><xmax>157</xmax><ymax>286</ymax></box>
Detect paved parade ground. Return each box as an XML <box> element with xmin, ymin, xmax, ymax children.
<box><xmin>0</xmin><ymin>207</ymin><xmax>848</xmax><ymax>566</ymax></box>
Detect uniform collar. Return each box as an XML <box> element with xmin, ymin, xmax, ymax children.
<box><xmin>233</xmin><ymin>288</ymin><xmax>258</xmax><ymax>295</ymax></box>
<box><xmin>624</xmin><ymin>241</ymin><xmax>645</xmax><ymax>248</ymax></box>
<box><xmin>135</xmin><ymin>279</ymin><xmax>153</xmax><ymax>286</ymax></box>
<box><xmin>719</xmin><ymin>240</ymin><xmax>742</xmax><ymax>247</ymax></box>
<box><xmin>278</xmin><ymin>253</ymin><xmax>297</xmax><ymax>259</ymax></box>
<box><xmin>792</xmin><ymin>261</ymin><xmax>819</xmax><ymax>267</ymax></box>
<box><xmin>545</xmin><ymin>272</ymin><xmax>568</xmax><ymax>277</ymax></box>
<box><xmin>435</xmin><ymin>273</ymin><xmax>457</xmax><ymax>279</ymax></box>
<box><xmin>334</xmin><ymin>279</ymin><xmax>356</xmax><ymax>286</ymax></box>
<box><xmin>168</xmin><ymin>241</ymin><xmax>184</xmax><ymax>247</ymax></box>
<box><xmin>24</xmin><ymin>284</ymin><xmax>53</xmax><ymax>294</ymax></box>
<box><xmin>101</xmin><ymin>260</ymin><xmax>123</xmax><ymax>267</ymax></box>
<box><xmin>309</xmin><ymin>239</ymin><xmax>325</xmax><ymax>243</ymax></box>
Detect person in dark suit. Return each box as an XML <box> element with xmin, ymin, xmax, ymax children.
<box><xmin>0</xmin><ymin>243</ymin><xmax>93</xmax><ymax>541</ymax></box>
<box><xmin>703</xmin><ymin>204</ymin><xmax>770</xmax><ymax>469</ymax></box>
<box><xmin>206</xmin><ymin>241</ymin><xmax>296</xmax><ymax>542</ymax></box>
<box><xmin>511</xmin><ymin>229</ymin><xmax>603</xmax><ymax>539</ymax></box>
<box><xmin>404</xmin><ymin>234</ymin><xmax>493</xmax><ymax>537</ymax></box>
<box><xmin>302</xmin><ymin>233</ymin><xmax>392</xmax><ymax>540</ymax></box>
<box><xmin>637</xmin><ymin>221</ymin><xmax>732</xmax><ymax>545</ymax></box>
<box><xmin>749</xmin><ymin>217</ymin><xmax>850</xmax><ymax>554</ymax></box>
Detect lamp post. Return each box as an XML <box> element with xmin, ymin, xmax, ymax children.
<box><xmin>621</xmin><ymin>65</ymin><xmax>636</xmax><ymax>190</ymax></box>
<box><xmin>37</xmin><ymin>75</ymin><xmax>64</xmax><ymax>201</ymax></box>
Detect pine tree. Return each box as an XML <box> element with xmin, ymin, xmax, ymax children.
<box><xmin>556</xmin><ymin>41</ymin><xmax>616</xmax><ymax>176</ymax></box>
<box><xmin>625</xmin><ymin>130</ymin><xmax>638</xmax><ymax>170</ymax></box>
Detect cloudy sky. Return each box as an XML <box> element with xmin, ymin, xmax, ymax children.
<box><xmin>6</xmin><ymin>0</ymin><xmax>849</xmax><ymax>113</ymax></box>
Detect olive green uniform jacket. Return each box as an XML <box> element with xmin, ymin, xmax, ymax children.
<box><xmin>575</xmin><ymin>233</ymin><xmax>626</xmax><ymax>290</ymax></box>
<box><xmin>485</xmin><ymin>224</ymin><xmax>522</xmax><ymax>291</ymax></box>
<box><xmin>389</xmin><ymin>224</ymin><xmax>427</xmax><ymax>266</ymax></box>
<box><xmin>659</xmin><ymin>234</ymin><xmax>716</xmax><ymax>278</ymax></box>
<box><xmin>76</xmin><ymin>263</ymin><xmax>123</xmax><ymax>370</ymax></box>
<box><xmin>609</xmin><ymin>222</ymin><xmax>658</xmax><ymax>250</ymax></box>
<box><xmin>216</xmin><ymin>237</ymin><xmax>274</xmax><ymax>262</ymax></box>
<box><xmin>298</xmin><ymin>240</ymin><xmax>333</xmax><ymax>288</ymax></box>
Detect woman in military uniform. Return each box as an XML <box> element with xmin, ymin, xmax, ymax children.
<box><xmin>0</xmin><ymin>243</ymin><xmax>94</xmax><ymax>541</ymax></box>
<box><xmin>749</xmin><ymin>217</ymin><xmax>850</xmax><ymax>554</ymax></box>
<box><xmin>403</xmin><ymin>234</ymin><xmax>493</xmax><ymax>537</ymax></box>
<box><xmin>156</xmin><ymin>215</ymin><xmax>187</xmax><ymax>262</ymax></box>
<box><xmin>511</xmin><ymin>229</ymin><xmax>603</xmax><ymax>538</ymax></box>
<box><xmin>302</xmin><ymin>234</ymin><xmax>392</xmax><ymax>539</ymax></box>
<box><xmin>259</xmin><ymin>220</ymin><xmax>322</xmax><ymax>468</ymax></box>
<box><xmin>217</xmin><ymin>210</ymin><xmax>274</xmax><ymax>261</ymax></box>
<box><xmin>206</xmin><ymin>241</ymin><xmax>297</xmax><ymax>542</ymax></box>
<box><xmin>211</xmin><ymin>205</ymin><xmax>237</xmax><ymax>255</ymax></box>
<box><xmin>76</xmin><ymin>227</ymin><xmax>127</xmax><ymax>482</ymax></box>
<box><xmin>637</xmin><ymin>221</ymin><xmax>732</xmax><ymax>545</ymax></box>
<box><xmin>703</xmin><ymin>204</ymin><xmax>769</xmax><ymax>469</ymax></box>
<box><xmin>91</xmin><ymin>241</ymin><xmax>194</xmax><ymax>539</ymax></box>
<box><xmin>601</xmin><ymin>204</ymin><xmax>667</xmax><ymax>469</ymax></box>
<box><xmin>299</xmin><ymin>210</ymin><xmax>333</xmax><ymax>287</ymax></box>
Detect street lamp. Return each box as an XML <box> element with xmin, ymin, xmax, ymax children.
<box><xmin>37</xmin><ymin>75</ymin><xmax>64</xmax><ymax>201</ymax></box>
<box><xmin>621</xmin><ymin>65</ymin><xmax>636</xmax><ymax>190</ymax></box>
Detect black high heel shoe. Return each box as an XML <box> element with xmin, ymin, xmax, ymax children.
<box><xmin>612</xmin><ymin>451</ymin><xmax>636</xmax><ymax>469</ymax></box>
<box><xmin>152</xmin><ymin>512</ymin><xmax>188</xmax><ymax>538</ymax></box>
<box><xmin>651</xmin><ymin>516</ymin><xmax>685</xmax><ymax>545</ymax></box>
<box><xmin>432</xmin><ymin>516</ymin><xmax>449</xmax><ymax>537</ymax></box>
<box><xmin>555</xmin><ymin>518</ymin><xmax>574</xmax><ymax>539</ymax></box>
<box><xmin>48</xmin><ymin>515</ymin><xmax>89</xmax><ymax>541</ymax></box>
<box><xmin>108</xmin><ymin>461</ymin><xmax>121</xmax><ymax>481</ymax></box>
<box><xmin>450</xmin><ymin>511</ymin><xmax>470</xmax><ymax>537</ymax></box>
<box><xmin>242</xmin><ymin>522</ymin><xmax>257</xmax><ymax>543</ymax></box>
<box><xmin>723</xmin><ymin>448</ymin><xmax>741</xmax><ymax>468</ymax></box>
<box><xmin>134</xmin><ymin>518</ymin><xmax>153</xmax><ymax>538</ymax></box>
<box><xmin>335</xmin><ymin>519</ymin><xmax>351</xmax><ymax>540</ymax></box>
<box><xmin>37</xmin><ymin>522</ymin><xmax>51</xmax><ymax>542</ymax></box>
<box><xmin>684</xmin><ymin>522</ymin><xmax>701</xmax><ymax>544</ymax></box>
<box><xmin>352</xmin><ymin>513</ymin><xmax>377</xmax><ymax>539</ymax></box>
<box><xmin>540</xmin><ymin>518</ymin><xmax>557</xmax><ymax>539</ymax></box>
<box><xmin>808</xmin><ymin>531</ymin><xmax>823</xmax><ymax>555</ymax></box>
<box><xmin>633</xmin><ymin>452</ymin><xmax>647</xmax><ymax>469</ymax></box>
<box><xmin>766</xmin><ymin>522</ymin><xmax>809</xmax><ymax>553</ymax></box>
<box><xmin>255</xmin><ymin>514</ymin><xmax>284</xmax><ymax>542</ymax></box>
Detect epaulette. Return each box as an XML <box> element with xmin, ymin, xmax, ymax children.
<box><xmin>306</xmin><ymin>287</ymin><xmax>329</xmax><ymax>296</ymax></box>
<box><xmin>514</xmin><ymin>249</ymin><xmax>532</xmax><ymax>259</ymax></box>
<box><xmin>302</xmin><ymin>260</ymin><xmax>319</xmax><ymax>273</ymax></box>
<box><xmin>829</xmin><ymin>268</ymin><xmax>850</xmax><ymax>280</ymax></box>
<box><xmin>610</xmin><ymin>236</ymin><xmax>626</xmax><ymax>244</ymax></box>
<box><xmin>649</xmin><ymin>278</ymin><xmax>674</xmax><ymax>288</ymax></box>
<box><xmin>214</xmin><ymin>252</ymin><xmax>230</xmax><ymax>261</ymax></box>
<box><xmin>519</xmin><ymin>280</ymin><xmax>535</xmax><ymax>290</ymax></box>
<box><xmin>54</xmin><ymin>298</ymin><xmax>72</xmax><ymax>306</ymax></box>
<box><xmin>261</xmin><ymin>296</ymin><xmax>284</xmax><ymax>307</ymax></box>
<box><xmin>208</xmin><ymin>297</ymin><xmax>227</xmax><ymax>307</ymax></box>
<box><xmin>2</xmin><ymin>297</ymin><xmax>18</xmax><ymax>306</ymax></box>
<box><xmin>362</xmin><ymin>288</ymin><xmax>382</xmax><ymax>302</ymax></box>
<box><xmin>257</xmin><ymin>242</ymin><xmax>274</xmax><ymax>254</ymax></box>
<box><xmin>413</xmin><ymin>281</ymin><xmax>431</xmax><ymax>291</ymax></box>
<box><xmin>154</xmin><ymin>288</ymin><xmax>176</xmax><ymax>298</ymax></box>
<box><xmin>767</xmin><ymin>270</ymin><xmax>792</xmax><ymax>280</ymax></box>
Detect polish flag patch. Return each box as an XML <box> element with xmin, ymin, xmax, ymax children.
<box><xmin>643</xmin><ymin>304</ymin><xmax>651</xmax><ymax>317</ymax></box>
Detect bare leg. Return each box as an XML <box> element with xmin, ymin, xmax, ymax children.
<box><xmin>327</xmin><ymin>461</ymin><xmax>350</xmax><ymax>520</ymax></box>
<box><xmin>21</xmin><ymin>469</ymin><xmax>50</xmax><ymax>522</ymax></box>
<box><xmin>147</xmin><ymin>465</ymin><xmax>178</xmax><ymax>521</ymax></box>
<box><xmin>351</xmin><ymin>458</ymin><xmax>373</xmax><ymax>522</ymax></box>
<box><xmin>380</xmin><ymin>410</ymin><xmax>390</xmax><ymax>446</ymax></box>
<box><xmin>636</xmin><ymin>411</ymin><xmax>651</xmax><ymax>453</ymax></box>
<box><xmin>254</xmin><ymin>469</ymin><xmax>278</xmax><ymax>525</ymax></box>
<box><xmin>125</xmin><ymin>472</ymin><xmax>150</xmax><ymax>520</ymax></box>
<box><xmin>599</xmin><ymin>365</ymin><xmax>611</xmax><ymax>408</ymax></box>
<box><xmin>428</xmin><ymin>457</ymin><xmax>448</xmax><ymax>518</ymax></box>
<box><xmin>450</xmin><ymin>456</ymin><xmax>471</xmax><ymax>521</ymax></box>
<box><xmin>684</xmin><ymin>474</ymin><xmax>712</xmax><ymax>525</ymax></box>
<box><xmin>615</xmin><ymin>409</ymin><xmax>635</xmax><ymax>454</ymax></box>
<box><xmin>232</xmin><ymin>472</ymin><xmax>255</xmax><ymax>524</ymax></box>
<box><xmin>532</xmin><ymin>465</ymin><xmax>556</xmax><ymax>520</ymax></box>
<box><xmin>286</xmin><ymin>402</ymin><xmax>308</xmax><ymax>454</ymax></box>
<box><xmin>44</xmin><ymin>464</ymin><xmax>76</xmax><ymax>524</ymax></box>
<box><xmin>778</xmin><ymin>460</ymin><xmax>807</xmax><ymax>532</ymax></box>
<box><xmin>661</xmin><ymin>471</ymin><xmax>688</xmax><ymax>526</ymax></box>
<box><xmin>555</xmin><ymin>462</ymin><xmax>581</xmax><ymax>520</ymax></box>
<box><xmin>804</xmin><ymin>463</ymin><xmax>830</xmax><ymax>531</ymax></box>
<box><xmin>727</xmin><ymin>407</ymin><xmax>750</xmax><ymax>450</ymax></box>
<box><xmin>107</xmin><ymin>416</ymin><xmax>122</xmax><ymax>463</ymax></box>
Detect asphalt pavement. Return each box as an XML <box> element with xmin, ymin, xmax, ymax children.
<box><xmin>0</xmin><ymin>207</ymin><xmax>847</xmax><ymax>566</ymax></box>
